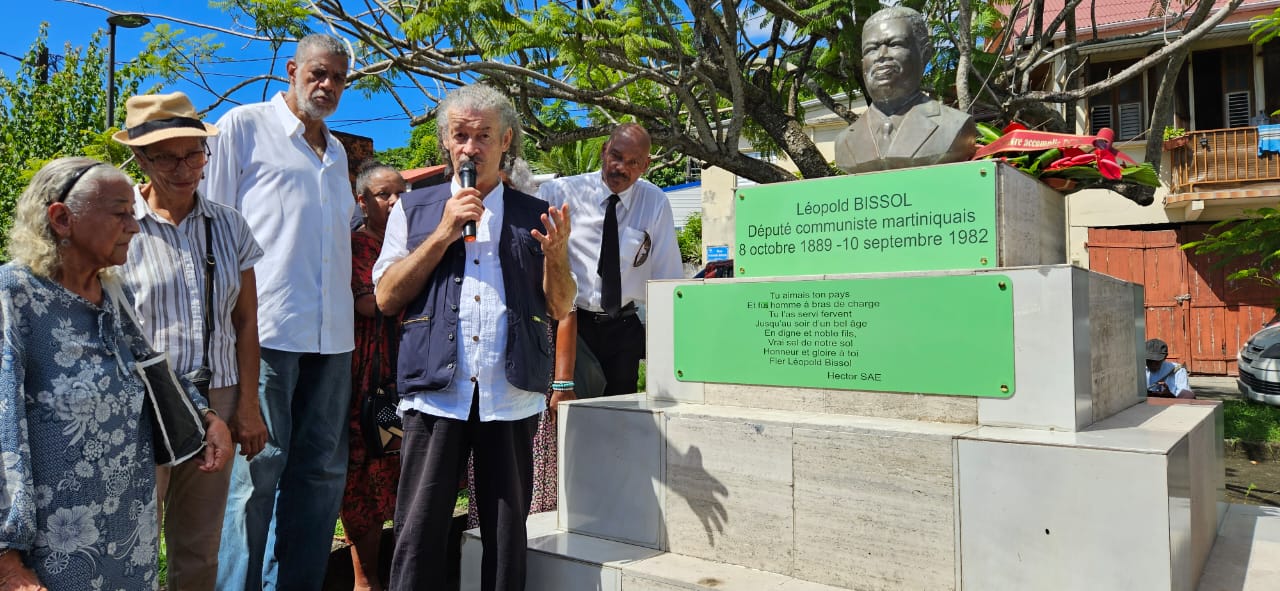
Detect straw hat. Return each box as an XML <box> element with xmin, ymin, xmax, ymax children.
<box><xmin>112</xmin><ymin>92</ymin><xmax>218</xmax><ymax>147</ymax></box>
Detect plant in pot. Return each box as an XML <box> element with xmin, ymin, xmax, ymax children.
<box><xmin>1163</xmin><ymin>126</ymin><xmax>1189</xmax><ymax>151</ymax></box>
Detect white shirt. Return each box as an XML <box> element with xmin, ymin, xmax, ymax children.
<box><xmin>120</xmin><ymin>188</ymin><xmax>264</xmax><ymax>388</ymax></box>
<box><xmin>537</xmin><ymin>172</ymin><xmax>683</xmax><ymax>314</ymax></box>
<box><xmin>373</xmin><ymin>182</ymin><xmax>545</xmax><ymax>422</ymax></box>
<box><xmin>201</xmin><ymin>92</ymin><xmax>355</xmax><ymax>354</ymax></box>
<box><xmin>1146</xmin><ymin>360</ymin><xmax>1193</xmax><ymax>398</ymax></box>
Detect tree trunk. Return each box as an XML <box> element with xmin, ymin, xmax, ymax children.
<box><xmin>1144</xmin><ymin>0</ymin><xmax>1216</xmax><ymax>171</ymax></box>
<box><xmin>743</xmin><ymin>85</ymin><xmax>837</xmax><ymax>180</ymax></box>
<box><xmin>1063</xmin><ymin>10</ymin><xmax>1078</xmax><ymax>131</ymax></box>
<box><xmin>956</xmin><ymin>0</ymin><xmax>973</xmax><ymax>110</ymax></box>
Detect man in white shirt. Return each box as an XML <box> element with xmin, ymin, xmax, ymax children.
<box><xmin>200</xmin><ymin>34</ymin><xmax>356</xmax><ymax>591</ymax></box>
<box><xmin>537</xmin><ymin>124</ymin><xmax>684</xmax><ymax>398</ymax></box>
<box><xmin>373</xmin><ymin>84</ymin><xmax>575</xmax><ymax>590</ymax></box>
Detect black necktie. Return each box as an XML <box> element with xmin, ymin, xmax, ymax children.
<box><xmin>598</xmin><ymin>194</ymin><xmax>622</xmax><ymax>317</ymax></box>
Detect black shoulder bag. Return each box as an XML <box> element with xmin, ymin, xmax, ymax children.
<box><xmin>104</xmin><ymin>277</ymin><xmax>207</xmax><ymax>466</ymax></box>
<box><xmin>361</xmin><ymin>312</ymin><xmax>403</xmax><ymax>457</ymax></box>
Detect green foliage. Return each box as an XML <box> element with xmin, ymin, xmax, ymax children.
<box><xmin>1250</xmin><ymin>7</ymin><xmax>1280</xmax><ymax>46</ymax></box>
<box><xmin>1163</xmin><ymin>126</ymin><xmax>1188</xmax><ymax>140</ymax></box>
<box><xmin>1223</xmin><ymin>400</ymin><xmax>1280</xmax><ymax>443</ymax></box>
<box><xmin>531</xmin><ymin>138</ymin><xmax>605</xmax><ymax>178</ymax></box>
<box><xmin>644</xmin><ymin>161</ymin><xmax>688</xmax><ymax>189</ymax></box>
<box><xmin>212</xmin><ymin>0</ymin><xmax>313</xmax><ymax>48</ymax></box>
<box><xmin>677</xmin><ymin>213</ymin><xmax>703</xmax><ymax>265</ymax></box>
<box><xmin>135</xmin><ymin>24</ymin><xmax>224</xmax><ymax>85</ymax></box>
<box><xmin>375</xmin><ymin>121</ymin><xmax>442</xmax><ymax>171</ymax></box>
<box><xmin>0</xmin><ymin>26</ymin><xmax>154</xmax><ymax>252</ymax></box>
<box><xmin>375</xmin><ymin>146</ymin><xmax>417</xmax><ymax>171</ymax></box>
<box><xmin>1184</xmin><ymin>210</ymin><xmax>1280</xmax><ymax>285</ymax></box>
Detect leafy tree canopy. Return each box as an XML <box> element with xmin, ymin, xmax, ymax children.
<box><xmin>0</xmin><ymin>26</ymin><xmax>157</xmax><ymax>249</ymax></box>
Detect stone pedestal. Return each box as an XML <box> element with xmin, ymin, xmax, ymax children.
<box><xmin>459</xmin><ymin>165</ymin><xmax>1224</xmax><ymax>590</ymax></box>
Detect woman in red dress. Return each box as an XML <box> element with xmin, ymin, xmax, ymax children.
<box><xmin>341</xmin><ymin>162</ymin><xmax>406</xmax><ymax>591</ymax></box>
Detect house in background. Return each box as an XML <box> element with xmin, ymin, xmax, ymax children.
<box><xmin>1037</xmin><ymin>0</ymin><xmax>1280</xmax><ymax>375</ymax></box>
<box><xmin>662</xmin><ymin>181</ymin><xmax>705</xmax><ymax>231</ymax></box>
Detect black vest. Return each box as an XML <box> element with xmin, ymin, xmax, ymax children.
<box><xmin>395</xmin><ymin>183</ymin><xmax>554</xmax><ymax>396</ymax></box>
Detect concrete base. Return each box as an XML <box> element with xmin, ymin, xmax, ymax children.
<box><xmin>457</xmin><ymin>396</ymin><xmax>1224</xmax><ymax>590</ymax></box>
<box><xmin>464</xmin><ymin>502</ymin><xmax>1280</xmax><ymax>591</ymax></box>
<box><xmin>554</xmin><ymin>395</ymin><xmax>971</xmax><ymax>588</ymax></box>
<box><xmin>958</xmin><ymin>403</ymin><xmax>1225</xmax><ymax>591</ymax></box>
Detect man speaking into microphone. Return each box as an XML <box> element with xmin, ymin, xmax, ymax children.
<box><xmin>371</xmin><ymin>83</ymin><xmax>575</xmax><ymax>590</ymax></box>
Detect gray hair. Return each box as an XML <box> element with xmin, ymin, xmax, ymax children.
<box><xmin>354</xmin><ymin>161</ymin><xmax>404</xmax><ymax>197</ymax></box>
<box><xmin>8</xmin><ymin>157</ymin><xmax>131</xmax><ymax>278</ymax></box>
<box><xmin>865</xmin><ymin>6</ymin><xmax>933</xmax><ymax>63</ymax></box>
<box><xmin>502</xmin><ymin>157</ymin><xmax>537</xmax><ymax>194</ymax></box>
<box><xmin>436</xmin><ymin>84</ymin><xmax>524</xmax><ymax>173</ymax></box>
<box><xmin>296</xmin><ymin>34</ymin><xmax>350</xmax><ymax>64</ymax></box>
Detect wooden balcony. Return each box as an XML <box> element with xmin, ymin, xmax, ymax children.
<box><xmin>1168</xmin><ymin>127</ymin><xmax>1280</xmax><ymax>194</ymax></box>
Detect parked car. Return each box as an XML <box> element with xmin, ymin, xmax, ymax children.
<box><xmin>1237</xmin><ymin>314</ymin><xmax>1280</xmax><ymax>406</ymax></box>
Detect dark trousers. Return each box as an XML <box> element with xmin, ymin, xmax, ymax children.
<box><xmin>389</xmin><ymin>392</ymin><xmax>539</xmax><ymax>591</ymax></box>
<box><xmin>577</xmin><ymin>311</ymin><xmax>646</xmax><ymax>395</ymax></box>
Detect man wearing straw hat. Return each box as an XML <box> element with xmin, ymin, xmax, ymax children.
<box><xmin>113</xmin><ymin>91</ymin><xmax>266</xmax><ymax>591</ymax></box>
<box><xmin>201</xmin><ymin>33</ymin><xmax>356</xmax><ymax>591</ymax></box>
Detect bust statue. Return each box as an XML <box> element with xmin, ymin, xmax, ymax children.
<box><xmin>835</xmin><ymin>6</ymin><xmax>977</xmax><ymax>174</ymax></box>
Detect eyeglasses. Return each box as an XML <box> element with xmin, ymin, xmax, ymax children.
<box><xmin>143</xmin><ymin>146</ymin><xmax>210</xmax><ymax>173</ymax></box>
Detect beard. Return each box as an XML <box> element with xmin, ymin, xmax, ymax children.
<box><xmin>295</xmin><ymin>89</ymin><xmax>338</xmax><ymax>120</ymax></box>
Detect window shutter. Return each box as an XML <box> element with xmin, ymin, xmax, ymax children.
<box><xmin>1117</xmin><ymin>102</ymin><xmax>1144</xmax><ymax>141</ymax></box>
<box><xmin>1225</xmin><ymin>91</ymin><xmax>1251</xmax><ymax>128</ymax></box>
<box><xmin>1090</xmin><ymin>105</ymin><xmax>1113</xmax><ymax>136</ymax></box>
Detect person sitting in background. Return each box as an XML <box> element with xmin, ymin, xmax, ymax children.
<box><xmin>1145</xmin><ymin>338</ymin><xmax>1194</xmax><ymax>399</ymax></box>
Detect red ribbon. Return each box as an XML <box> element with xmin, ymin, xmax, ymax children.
<box><xmin>974</xmin><ymin>127</ymin><xmax>1138</xmax><ymax>180</ymax></box>
<box><xmin>973</xmin><ymin>129</ymin><xmax>1099</xmax><ymax>159</ymax></box>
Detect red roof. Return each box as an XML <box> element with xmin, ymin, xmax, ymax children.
<box><xmin>1006</xmin><ymin>0</ymin><xmax>1277</xmax><ymax>39</ymax></box>
<box><xmin>402</xmin><ymin>164</ymin><xmax>448</xmax><ymax>184</ymax></box>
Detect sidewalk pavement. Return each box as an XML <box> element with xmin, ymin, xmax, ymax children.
<box><xmin>1190</xmin><ymin>375</ymin><xmax>1242</xmax><ymax>401</ymax></box>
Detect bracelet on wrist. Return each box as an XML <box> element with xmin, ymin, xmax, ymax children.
<box><xmin>551</xmin><ymin>380</ymin><xmax>575</xmax><ymax>391</ymax></box>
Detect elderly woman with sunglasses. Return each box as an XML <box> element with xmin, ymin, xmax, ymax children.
<box><xmin>111</xmin><ymin>92</ymin><xmax>268</xmax><ymax>591</ymax></box>
<box><xmin>0</xmin><ymin>157</ymin><xmax>231</xmax><ymax>591</ymax></box>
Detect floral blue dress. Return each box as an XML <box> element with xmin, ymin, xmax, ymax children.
<box><xmin>0</xmin><ymin>264</ymin><xmax>159</xmax><ymax>591</ymax></box>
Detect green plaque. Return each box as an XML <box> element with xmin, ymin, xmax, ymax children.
<box><xmin>673</xmin><ymin>275</ymin><xmax>1015</xmax><ymax>397</ymax></box>
<box><xmin>735</xmin><ymin>161</ymin><xmax>997</xmax><ymax>277</ymax></box>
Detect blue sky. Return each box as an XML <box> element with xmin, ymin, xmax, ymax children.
<box><xmin>2</xmin><ymin>0</ymin><xmax>415</xmax><ymax>150</ymax></box>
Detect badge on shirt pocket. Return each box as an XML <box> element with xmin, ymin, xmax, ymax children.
<box><xmin>632</xmin><ymin>231</ymin><xmax>652</xmax><ymax>267</ymax></box>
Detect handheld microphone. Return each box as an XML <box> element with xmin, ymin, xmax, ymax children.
<box><xmin>459</xmin><ymin>160</ymin><xmax>478</xmax><ymax>242</ymax></box>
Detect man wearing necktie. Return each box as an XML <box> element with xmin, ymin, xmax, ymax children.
<box><xmin>538</xmin><ymin>123</ymin><xmax>684</xmax><ymax>398</ymax></box>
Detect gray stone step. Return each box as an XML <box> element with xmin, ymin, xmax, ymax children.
<box><xmin>461</xmin><ymin>512</ymin><xmax>848</xmax><ymax>591</ymax></box>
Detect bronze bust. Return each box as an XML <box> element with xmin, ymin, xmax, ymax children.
<box><xmin>835</xmin><ymin>6</ymin><xmax>977</xmax><ymax>174</ymax></box>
